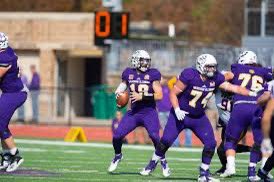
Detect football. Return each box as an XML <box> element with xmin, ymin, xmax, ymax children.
<box><xmin>116</xmin><ymin>91</ymin><xmax>129</xmax><ymax>108</ymax></box>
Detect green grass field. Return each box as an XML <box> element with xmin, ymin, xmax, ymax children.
<box><xmin>0</xmin><ymin>139</ymin><xmax>272</xmax><ymax>182</ymax></box>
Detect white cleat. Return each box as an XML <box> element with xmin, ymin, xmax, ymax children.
<box><xmin>198</xmin><ymin>176</ymin><xmax>220</xmax><ymax>182</ymax></box>
<box><xmin>220</xmin><ymin>168</ymin><xmax>235</xmax><ymax>178</ymax></box>
<box><xmin>247</xmin><ymin>175</ymin><xmax>261</xmax><ymax>182</ymax></box>
<box><xmin>6</xmin><ymin>156</ymin><xmax>24</xmax><ymax>172</ymax></box>
<box><xmin>160</xmin><ymin>159</ymin><xmax>171</xmax><ymax>177</ymax></box>
<box><xmin>108</xmin><ymin>154</ymin><xmax>123</xmax><ymax>173</ymax></box>
<box><xmin>267</xmin><ymin>173</ymin><xmax>273</xmax><ymax>179</ymax></box>
<box><xmin>0</xmin><ymin>153</ymin><xmax>11</xmax><ymax>170</ymax></box>
<box><xmin>140</xmin><ymin>160</ymin><xmax>158</xmax><ymax>176</ymax></box>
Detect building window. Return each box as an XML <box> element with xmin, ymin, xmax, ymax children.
<box><xmin>248</xmin><ymin>11</ymin><xmax>261</xmax><ymax>35</ymax></box>
<box><xmin>266</xmin><ymin>11</ymin><xmax>274</xmax><ymax>35</ymax></box>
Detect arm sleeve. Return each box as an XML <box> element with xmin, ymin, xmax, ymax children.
<box><xmin>216</xmin><ymin>72</ymin><xmax>226</xmax><ymax>87</ymax></box>
<box><xmin>151</xmin><ymin>69</ymin><xmax>161</xmax><ymax>82</ymax></box>
<box><xmin>264</xmin><ymin>67</ymin><xmax>273</xmax><ymax>82</ymax></box>
<box><xmin>178</xmin><ymin>68</ymin><xmax>194</xmax><ymax>85</ymax></box>
<box><xmin>121</xmin><ymin>68</ymin><xmax>129</xmax><ymax>82</ymax></box>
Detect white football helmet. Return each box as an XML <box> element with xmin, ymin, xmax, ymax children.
<box><xmin>196</xmin><ymin>54</ymin><xmax>217</xmax><ymax>77</ymax></box>
<box><xmin>237</xmin><ymin>51</ymin><xmax>257</xmax><ymax>65</ymax></box>
<box><xmin>130</xmin><ymin>50</ymin><xmax>151</xmax><ymax>72</ymax></box>
<box><xmin>0</xmin><ymin>32</ymin><xmax>8</xmax><ymax>49</ymax></box>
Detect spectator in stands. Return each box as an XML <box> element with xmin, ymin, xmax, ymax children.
<box><xmin>158</xmin><ymin>76</ymin><xmax>180</xmax><ymax>147</ymax></box>
<box><xmin>112</xmin><ymin>110</ymin><xmax>127</xmax><ymax>144</ymax></box>
<box><xmin>17</xmin><ymin>67</ymin><xmax>28</xmax><ymax>123</ymax></box>
<box><xmin>29</xmin><ymin>65</ymin><xmax>40</xmax><ymax>124</ymax></box>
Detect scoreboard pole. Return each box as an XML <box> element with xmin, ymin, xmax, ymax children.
<box><xmin>102</xmin><ymin>0</ymin><xmax>123</xmax><ymax>84</ymax></box>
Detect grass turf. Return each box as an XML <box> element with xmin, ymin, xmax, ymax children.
<box><xmin>0</xmin><ymin>139</ymin><xmax>272</xmax><ymax>182</ymax></box>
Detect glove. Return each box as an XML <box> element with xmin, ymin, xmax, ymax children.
<box><xmin>261</xmin><ymin>138</ymin><xmax>273</xmax><ymax>154</ymax></box>
<box><xmin>174</xmin><ymin>107</ymin><xmax>189</xmax><ymax>121</ymax></box>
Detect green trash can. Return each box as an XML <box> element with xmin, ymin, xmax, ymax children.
<box><xmin>91</xmin><ymin>85</ymin><xmax>128</xmax><ymax>119</ymax></box>
<box><xmin>92</xmin><ymin>89</ymin><xmax>106</xmax><ymax>119</ymax></box>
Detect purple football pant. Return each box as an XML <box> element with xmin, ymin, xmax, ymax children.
<box><xmin>156</xmin><ymin>111</ymin><xmax>216</xmax><ymax>165</ymax></box>
<box><xmin>0</xmin><ymin>92</ymin><xmax>27</xmax><ymax>139</ymax></box>
<box><xmin>113</xmin><ymin>108</ymin><xmax>160</xmax><ymax>154</ymax></box>
<box><xmin>225</xmin><ymin>103</ymin><xmax>262</xmax><ymax>163</ymax></box>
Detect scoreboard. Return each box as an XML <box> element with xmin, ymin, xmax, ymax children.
<box><xmin>94</xmin><ymin>11</ymin><xmax>130</xmax><ymax>46</ymax></box>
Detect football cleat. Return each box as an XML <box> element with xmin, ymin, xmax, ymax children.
<box><xmin>220</xmin><ymin>167</ymin><xmax>235</xmax><ymax>177</ymax></box>
<box><xmin>140</xmin><ymin>160</ymin><xmax>158</xmax><ymax>176</ymax></box>
<box><xmin>108</xmin><ymin>153</ymin><xmax>123</xmax><ymax>172</ymax></box>
<box><xmin>6</xmin><ymin>155</ymin><xmax>24</xmax><ymax>172</ymax></box>
<box><xmin>247</xmin><ymin>166</ymin><xmax>260</xmax><ymax>182</ymax></box>
<box><xmin>198</xmin><ymin>167</ymin><xmax>220</xmax><ymax>182</ymax></box>
<box><xmin>0</xmin><ymin>153</ymin><xmax>12</xmax><ymax>170</ymax></box>
<box><xmin>160</xmin><ymin>159</ymin><xmax>171</xmax><ymax>177</ymax></box>
<box><xmin>257</xmin><ymin>168</ymin><xmax>272</xmax><ymax>182</ymax></box>
<box><xmin>214</xmin><ymin>166</ymin><xmax>226</xmax><ymax>175</ymax></box>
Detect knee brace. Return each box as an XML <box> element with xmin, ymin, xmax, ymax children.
<box><xmin>0</xmin><ymin>128</ymin><xmax>12</xmax><ymax>140</ymax></box>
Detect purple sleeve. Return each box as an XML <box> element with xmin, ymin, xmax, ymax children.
<box><xmin>215</xmin><ymin>71</ymin><xmax>225</xmax><ymax>87</ymax></box>
<box><xmin>178</xmin><ymin>68</ymin><xmax>195</xmax><ymax>85</ymax></box>
<box><xmin>150</xmin><ymin>69</ymin><xmax>161</xmax><ymax>81</ymax></box>
<box><xmin>230</xmin><ymin>64</ymin><xmax>238</xmax><ymax>74</ymax></box>
<box><xmin>264</xmin><ymin>67</ymin><xmax>273</xmax><ymax>82</ymax></box>
<box><xmin>121</xmin><ymin>68</ymin><xmax>130</xmax><ymax>81</ymax></box>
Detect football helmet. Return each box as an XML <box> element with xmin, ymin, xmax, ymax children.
<box><xmin>237</xmin><ymin>51</ymin><xmax>257</xmax><ymax>65</ymax></box>
<box><xmin>130</xmin><ymin>50</ymin><xmax>151</xmax><ymax>72</ymax></box>
<box><xmin>0</xmin><ymin>32</ymin><xmax>8</xmax><ymax>49</ymax></box>
<box><xmin>196</xmin><ymin>54</ymin><xmax>217</xmax><ymax>78</ymax></box>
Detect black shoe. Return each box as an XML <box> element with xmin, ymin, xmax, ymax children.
<box><xmin>6</xmin><ymin>153</ymin><xmax>24</xmax><ymax>172</ymax></box>
<box><xmin>258</xmin><ymin>168</ymin><xmax>272</xmax><ymax>182</ymax></box>
<box><xmin>0</xmin><ymin>153</ymin><xmax>12</xmax><ymax>170</ymax></box>
<box><xmin>215</xmin><ymin>166</ymin><xmax>226</xmax><ymax>175</ymax></box>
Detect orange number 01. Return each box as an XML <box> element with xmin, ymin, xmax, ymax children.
<box><xmin>95</xmin><ymin>11</ymin><xmax>111</xmax><ymax>37</ymax></box>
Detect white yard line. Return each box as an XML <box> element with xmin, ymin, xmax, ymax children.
<box><xmin>15</xmin><ymin>139</ymin><xmax>203</xmax><ymax>152</ymax></box>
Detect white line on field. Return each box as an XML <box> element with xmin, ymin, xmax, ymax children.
<box><xmin>15</xmin><ymin>139</ymin><xmax>202</xmax><ymax>152</ymax></box>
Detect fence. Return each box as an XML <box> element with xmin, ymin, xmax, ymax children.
<box><xmin>12</xmin><ymin>85</ymin><xmax>123</xmax><ymax>125</ymax></box>
<box><xmin>106</xmin><ymin>40</ymin><xmax>274</xmax><ymax>76</ymax></box>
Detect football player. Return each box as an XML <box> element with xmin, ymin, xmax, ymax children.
<box><xmin>214</xmin><ymin>87</ymin><xmax>251</xmax><ymax>174</ymax></box>
<box><xmin>258</xmin><ymin>99</ymin><xmax>274</xmax><ymax>181</ymax></box>
<box><xmin>107</xmin><ymin>50</ymin><xmax>170</xmax><ymax>175</ymax></box>
<box><xmin>256</xmin><ymin>80</ymin><xmax>274</xmax><ymax>181</ymax></box>
<box><xmin>221</xmin><ymin>51</ymin><xmax>272</xmax><ymax>181</ymax></box>
<box><xmin>140</xmin><ymin>54</ymin><xmax>257</xmax><ymax>182</ymax></box>
<box><xmin>0</xmin><ymin>32</ymin><xmax>28</xmax><ymax>172</ymax></box>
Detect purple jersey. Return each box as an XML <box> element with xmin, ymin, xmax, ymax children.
<box><xmin>122</xmin><ymin>67</ymin><xmax>161</xmax><ymax>111</ymax></box>
<box><xmin>231</xmin><ymin>64</ymin><xmax>272</xmax><ymax>102</ymax></box>
<box><xmin>0</xmin><ymin>47</ymin><xmax>24</xmax><ymax>93</ymax></box>
<box><xmin>177</xmin><ymin>68</ymin><xmax>225</xmax><ymax>117</ymax></box>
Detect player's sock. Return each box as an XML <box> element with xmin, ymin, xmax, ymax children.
<box><xmin>226</xmin><ymin>156</ymin><xmax>235</xmax><ymax>170</ymax></box>
<box><xmin>263</xmin><ymin>154</ymin><xmax>274</xmax><ymax>173</ymax></box>
<box><xmin>113</xmin><ymin>138</ymin><xmax>123</xmax><ymax>154</ymax></box>
<box><xmin>201</xmin><ymin>163</ymin><xmax>209</xmax><ymax>171</ymax></box>
<box><xmin>9</xmin><ymin>148</ymin><xmax>18</xmax><ymax>156</ymax></box>
<box><xmin>217</xmin><ymin>143</ymin><xmax>227</xmax><ymax>167</ymax></box>
<box><xmin>261</xmin><ymin>157</ymin><xmax>268</xmax><ymax>168</ymax></box>
<box><xmin>152</xmin><ymin>152</ymin><xmax>161</xmax><ymax>161</ymax></box>
<box><xmin>249</xmin><ymin>162</ymin><xmax>256</xmax><ymax>167</ymax></box>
